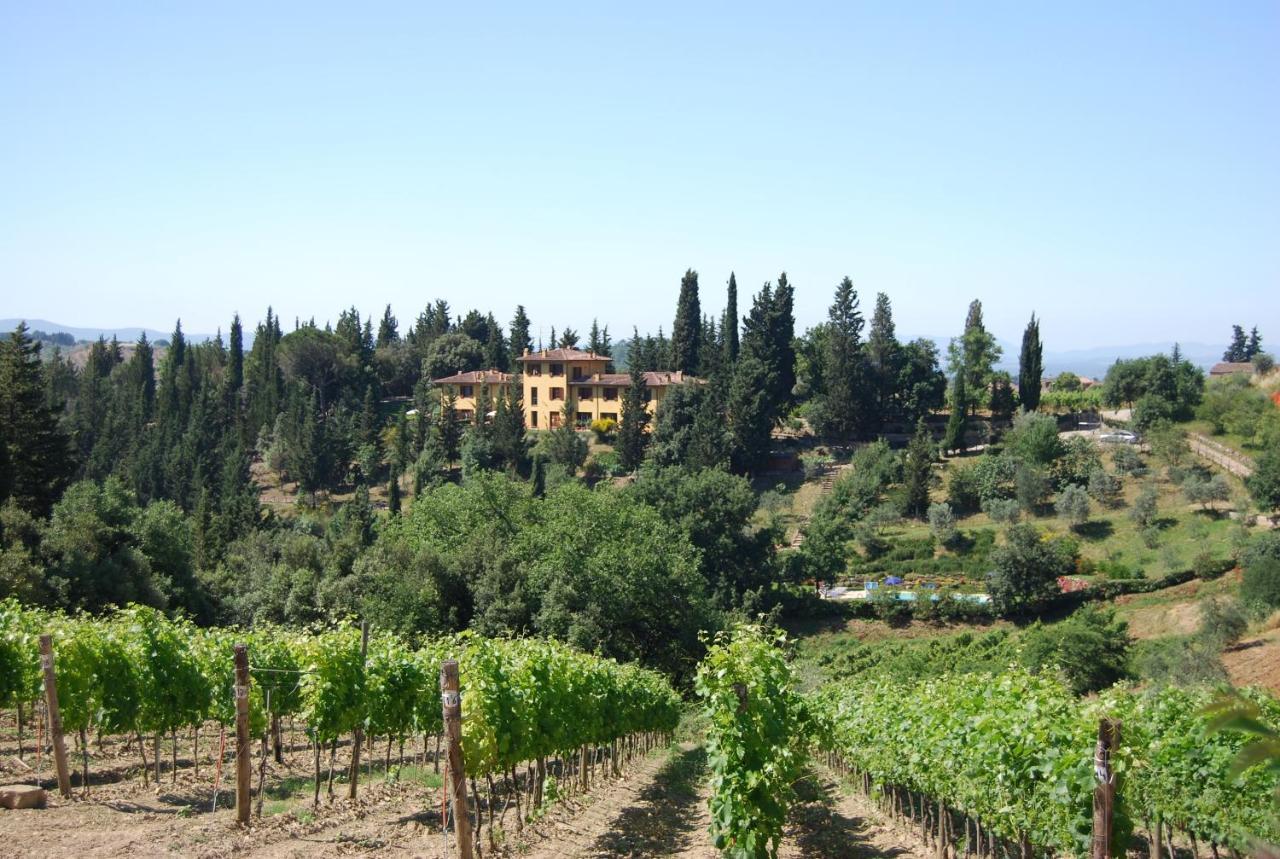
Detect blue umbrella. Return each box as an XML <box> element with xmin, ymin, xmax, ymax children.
<box><xmin>883</xmin><ymin>575</ymin><xmax>904</xmax><ymax>586</ymax></box>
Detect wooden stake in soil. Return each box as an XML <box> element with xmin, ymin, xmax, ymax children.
<box><xmin>440</xmin><ymin>659</ymin><xmax>474</xmax><ymax>859</ymax></box>
<box><xmin>38</xmin><ymin>634</ymin><xmax>72</xmax><ymax>798</ymax></box>
<box><xmin>234</xmin><ymin>643</ymin><xmax>252</xmax><ymax>825</ymax></box>
<box><xmin>348</xmin><ymin>620</ymin><xmax>369</xmax><ymax>800</ymax></box>
<box><xmin>1092</xmin><ymin>718</ymin><xmax>1120</xmax><ymax>859</ymax></box>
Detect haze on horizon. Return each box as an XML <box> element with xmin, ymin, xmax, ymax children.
<box><xmin>2</xmin><ymin>3</ymin><xmax>1277</xmax><ymax>350</ymax></box>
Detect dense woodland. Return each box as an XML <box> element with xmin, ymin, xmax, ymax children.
<box><xmin>2</xmin><ymin>271</ymin><xmax>1278</xmax><ymax>680</ymax></box>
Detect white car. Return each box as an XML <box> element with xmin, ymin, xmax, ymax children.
<box><xmin>1098</xmin><ymin>429</ymin><xmax>1140</xmax><ymax>445</ymax></box>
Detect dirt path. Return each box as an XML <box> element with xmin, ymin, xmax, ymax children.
<box><xmin>0</xmin><ymin>741</ymin><xmax>932</xmax><ymax>859</ymax></box>
<box><xmin>519</xmin><ymin>744</ymin><xmax>929</xmax><ymax>859</ymax></box>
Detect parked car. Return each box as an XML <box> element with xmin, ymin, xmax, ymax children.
<box><xmin>1099</xmin><ymin>429</ymin><xmax>1140</xmax><ymax>445</ymax></box>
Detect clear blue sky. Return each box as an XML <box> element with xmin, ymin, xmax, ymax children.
<box><xmin>2</xmin><ymin>2</ymin><xmax>1277</xmax><ymax>350</ymax></box>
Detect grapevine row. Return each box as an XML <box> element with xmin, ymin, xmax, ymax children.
<box><xmin>695</xmin><ymin>625</ymin><xmax>809</xmax><ymax>859</ymax></box>
<box><xmin>808</xmin><ymin>672</ymin><xmax>1280</xmax><ymax>856</ymax></box>
<box><xmin>0</xmin><ymin>599</ymin><xmax>680</xmax><ymax>821</ymax></box>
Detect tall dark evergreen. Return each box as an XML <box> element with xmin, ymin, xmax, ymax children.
<box><xmin>814</xmin><ymin>277</ymin><xmax>864</xmax><ymax>438</ymax></box>
<box><xmin>228</xmin><ymin>314</ymin><xmax>245</xmax><ymax>393</ymax></box>
<box><xmin>0</xmin><ymin>324</ymin><xmax>76</xmax><ymax>516</ymax></box>
<box><xmin>245</xmin><ymin>307</ymin><xmax>284</xmax><ymax>436</ymax></box>
<box><xmin>437</xmin><ymin>389</ymin><xmax>463</xmax><ymax>468</ymax></box>
<box><xmin>902</xmin><ymin>418</ymin><xmax>935</xmax><ymax>517</ymax></box>
<box><xmin>671</xmin><ymin>268</ymin><xmax>702</xmax><ymax>374</ymax></box>
<box><xmin>721</xmin><ymin>272</ymin><xmax>740</xmax><ymax>365</ymax></box>
<box><xmin>770</xmin><ymin>273</ymin><xmax>797</xmax><ymax>411</ymax></box>
<box><xmin>1224</xmin><ymin>325</ymin><xmax>1249</xmax><ymax>362</ymax></box>
<box><xmin>587</xmin><ymin>319</ymin><xmax>612</xmax><ymax>358</ymax></box>
<box><xmin>1246</xmin><ymin>326</ymin><xmax>1263</xmax><ymax>360</ymax></box>
<box><xmin>948</xmin><ymin>299</ymin><xmax>1000</xmax><ymax>416</ymax></box>
<box><xmin>509</xmin><ymin>305</ymin><xmax>532</xmax><ymax>364</ymax></box>
<box><xmin>865</xmin><ymin>292</ymin><xmax>902</xmax><ymax>429</ymax></box>
<box><xmin>942</xmin><ymin>370</ymin><xmax>968</xmax><ymax>454</ymax></box>
<box><xmin>376</xmin><ymin>305</ymin><xmax>399</xmax><ymax>348</ymax></box>
<box><xmin>1018</xmin><ymin>313</ymin><xmax>1043</xmax><ymax>413</ymax></box>
<box><xmin>726</xmin><ymin>353</ymin><xmax>773</xmax><ymax>474</ymax></box>
<box><xmin>617</xmin><ymin>364</ymin><xmax>651</xmax><ymax>471</ymax></box>
<box><xmin>491</xmin><ymin>379</ymin><xmax>527</xmax><ymax>474</ymax></box>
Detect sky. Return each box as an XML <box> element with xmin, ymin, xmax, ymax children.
<box><xmin>1</xmin><ymin>2</ymin><xmax>1277</xmax><ymax>351</ymax></box>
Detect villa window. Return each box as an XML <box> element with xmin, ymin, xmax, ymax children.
<box><xmin>549</xmin><ymin>411</ymin><xmax>561</xmax><ymax>428</ymax></box>
<box><xmin>550</xmin><ymin>387</ymin><xmax>564</xmax><ymax>400</ymax></box>
<box><xmin>530</xmin><ymin>412</ymin><xmax>538</xmax><ymax>428</ymax></box>
<box><xmin>461</xmin><ymin>385</ymin><xmax>474</xmax><ymax>398</ymax></box>
<box><xmin>527</xmin><ymin>364</ymin><xmax>541</xmax><ymax>376</ymax></box>
<box><xmin>576</xmin><ymin>412</ymin><xmax>592</xmax><ymax>427</ymax></box>
<box><xmin>530</xmin><ymin>387</ymin><xmax>539</xmax><ymax>405</ymax></box>
<box><xmin>579</xmin><ymin>387</ymin><xmax>592</xmax><ymax>399</ymax></box>
<box><xmin>550</xmin><ymin>363</ymin><xmax>564</xmax><ymax>376</ymax></box>
<box><xmin>603</xmin><ymin>387</ymin><xmax>618</xmax><ymax>401</ymax></box>
<box><xmin>601</xmin><ymin>412</ymin><xmax>618</xmax><ymax>422</ymax></box>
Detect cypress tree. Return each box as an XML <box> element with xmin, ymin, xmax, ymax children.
<box><xmin>617</xmin><ymin>363</ymin><xmax>651</xmax><ymax>471</ymax></box>
<box><xmin>948</xmin><ymin>299</ymin><xmax>1001</xmax><ymax>416</ymax></box>
<box><xmin>770</xmin><ymin>273</ymin><xmax>797</xmax><ymax>412</ymax></box>
<box><xmin>1246</xmin><ymin>326</ymin><xmax>1263</xmax><ymax>360</ymax></box>
<box><xmin>943</xmin><ymin>371</ymin><xmax>968</xmax><ymax>455</ymax></box>
<box><xmin>437</xmin><ymin>389</ymin><xmax>463</xmax><ymax>467</ymax></box>
<box><xmin>388</xmin><ymin>471</ymin><xmax>401</xmax><ymax>514</ymax></box>
<box><xmin>671</xmin><ymin>268</ymin><xmax>702</xmax><ymax>374</ymax></box>
<box><xmin>727</xmin><ymin>353</ymin><xmax>773</xmax><ymax>475</ymax></box>
<box><xmin>722</xmin><ymin>272</ymin><xmax>740</xmax><ymax>365</ymax></box>
<box><xmin>228</xmin><ymin>314</ymin><xmax>244</xmax><ymax>392</ymax></box>
<box><xmin>1018</xmin><ymin>313</ymin><xmax>1043</xmax><ymax>413</ymax></box>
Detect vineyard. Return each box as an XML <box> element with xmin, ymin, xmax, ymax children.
<box><xmin>0</xmin><ymin>599</ymin><xmax>680</xmax><ymax>853</ymax></box>
<box><xmin>700</xmin><ymin>626</ymin><xmax>1280</xmax><ymax>859</ymax></box>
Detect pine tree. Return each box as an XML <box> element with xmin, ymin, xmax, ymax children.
<box><xmin>671</xmin><ymin>268</ymin><xmax>702</xmax><ymax>374</ymax></box>
<box><xmin>770</xmin><ymin>273</ymin><xmax>797</xmax><ymax>412</ymax></box>
<box><xmin>722</xmin><ymin>272</ymin><xmax>740</xmax><ymax>365</ymax></box>
<box><xmin>376</xmin><ymin>304</ymin><xmax>399</xmax><ymax>348</ymax></box>
<box><xmin>558</xmin><ymin>328</ymin><xmax>579</xmax><ymax>349</ymax></box>
<box><xmin>1246</xmin><ymin>327</ymin><xmax>1263</xmax><ymax>360</ymax></box>
<box><xmin>948</xmin><ymin>300</ymin><xmax>1001</xmax><ymax>416</ymax></box>
<box><xmin>588</xmin><ymin>319</ymin><xmax>613</xmax><ymax>357</ymax></box>
<box><xmin>865</xmin><ymin>293</ymin><xmax>902</xmax><ymax>430</ymax></box>
<box><xmin>817</xmin><ymin>277</ymin><xmax>864</xmax><ymax>438</ymax></box>
<box><xmin>509</xmin><ymin>305</ymin><xmax>533</xmax><ymax>364</ymax></box>
<box><xmin>943</xmin><ymin>371</ymin><xmax>968</xmax><ymax>455</ymax></box>
<box><xmin>902</xmin><ymin>419</ymin><xmax>935</xmax><ymax>517</ymax></box>
<box><xmin>617</xmin><ymin>363</ymin><xmax>651</xmax><ymax>471</ymax></box>
<box><xmin>483</xmin><ymin>314</ymin><xmax>509</xmax><ymax>371</ymax></box>
<box><xmin>492</xmin><ymin>380</ymin><xmax>527</xmax><ymax>475</ymax></box>
<box><xmin>0</xmin><ymin>324</ymin><xmax>76</xmax><ymax>516</ymax></box>
<box><xmin>1224</xmin><ymin>325</ymin><xmax>1248</xmax><ymax>362</ymax></box>
<box><xmin>1018</xmin><ymin>313</ymin><xmax>1043</xmax><ymax>413</ymax></box>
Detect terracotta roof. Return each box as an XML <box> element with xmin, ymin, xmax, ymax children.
<box><xmin>517</xmin><ymin>348</ymin><xmax>609</xmax><ymax>363</ymax></box>
<box><xmin>432</xmin><ymin>369</ymin><xmax>514</xmax><ymax>385</ymax></box>
<box><xmin>1210</xmin><ymin>362</ymin><xmax>1253</xmax><ymax>376</ymax></box>
<box><xmin>568</xmin><ymin>371</ymin><xmax>699</xmax><ymax>387</ymax></box>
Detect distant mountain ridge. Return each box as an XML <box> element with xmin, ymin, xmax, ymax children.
<box><xmin>0</xmin><ymin>318</ymin><xmax>219</xmax><ymax>345</ymax></box>
<box><xmin>5</xmin><ymin>318</ymin><xmax>1224</xmax><ymax>378</ymax></box>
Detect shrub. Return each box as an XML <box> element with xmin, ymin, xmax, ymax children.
<box><xmin>1111</xmin><ymin>445</ymin><xmax>1145</xmax><ymax>476</ymax></box>
<box><xmin>1129</xmin><ymin>484</ymin><xmax>1159</xmax><ymax>528</ymax></box>
<box><xmin>1241</xmin><ymin>557</ymin><xmax>1280</xmax><ymax>612</ymax></box>
<box><xmin>1183</xmin><ymin>473</ymin><xmax>1231</xmax><ymax>511</ymax></box>
<box><xmin>947</xmin><ymin>464</ymin><xmax>982</xmax><ymax>514</ymax></box>
<box><xmin>1005</xmin><ymin>411</ymin><xmax>1064</xmax><ymax>465</ymax></box>
<box><xmin>1055</xmin><ymin>484</ymin><xmax>1091</xmax><ymax>528</ymax></box>
<box><xmin>1192</xmin><ymin>550</ymin><xmax>1225</xmax><ymax>580</ymax></box>
<box><xmin>1015</xmin><ymin>465</ymin><xmax>1049</xmax><ymax>513</ymax></box>
<box><xmin>589</xmin><ymin>417</ymin><xmax>617</xmax><ymax>442</ymax></box>
<box><xmin>1198</xmin><ymin>597</ymin><xmax>1248</xmax><ymax>648</ymax></box>
<box><xmin>1087</xmin><ymin>467</ymin><xmax>1122</xmax><ymax>507</ymax></box>
<box><xmin>982</xmin><ymin>498</ymin><xmax>1021</xmax><ymax>525</ymax></box>
<box><xmin>927</xmin><ymin>503</ymin><xmax>957</xmax><ymax>546</ymax></box>
<box><xmin>1019</xmin><ymin>605</ymin><xmax>1131</xmax><ymax>695</ymax></box>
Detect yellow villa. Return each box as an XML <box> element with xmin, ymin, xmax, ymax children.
<box><xmin>432</xmin><ymin>348</ymin><xmax>696</xmax><ymax>429</ymax></box>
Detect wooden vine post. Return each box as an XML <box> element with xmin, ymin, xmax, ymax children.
<box><xmin>1091</xmin><ymin>718</ymin><xmax>1120</xmax><ymax>859</ymax></box>
<box><xmin>234</xmin><ymin>644</ymin><xmax>252</xmax><ymax>825</ymax></box>
<box><xmin>440</xmin><ymin>660</ymin><xmax>474</xmax><ymax>859</ymax></box>
<box><xmin>348</xmin><ymin>620</ymin><xmax>369</xmax><ymax>800</ymax></box>
<box><xmin>38</xmin><ymin>634</ymin><xmax>73</xmax><ymax>798</ymax></box>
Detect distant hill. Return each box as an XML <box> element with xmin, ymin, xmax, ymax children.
<box><xmin>0</xmin><ymin>318</ymin><xmax>219</xmax><ymax>345</ymax></box>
